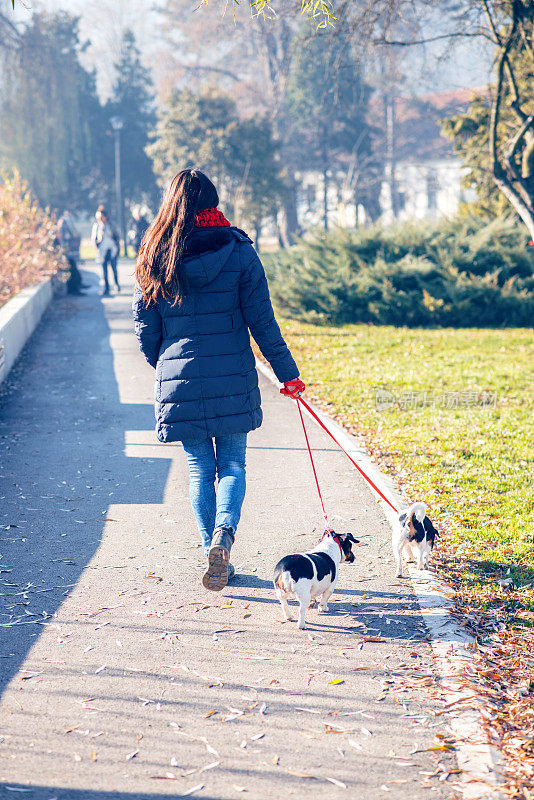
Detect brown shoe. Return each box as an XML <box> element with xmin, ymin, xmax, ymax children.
<box><xmin>202</xmin><ymin>526</ymin><xmax>234</xmax><ymax>591</ymax></box>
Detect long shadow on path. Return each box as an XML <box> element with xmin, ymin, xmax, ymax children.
<box><xmin>0</xmin><ymin>292</ymin><xmax>171</xmax><ymax>695</ymax></box>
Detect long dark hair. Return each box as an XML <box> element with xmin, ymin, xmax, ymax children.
<box><xmin>135</xmin><ymin>169</ymin><xmax>217</xmax><ymax>306</ymax></box>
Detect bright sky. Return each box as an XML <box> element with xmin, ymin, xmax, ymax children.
<box><xmin>13</xmin><ymin>0</ymin><xmax>494</xmax><ymax>100</ymax></box>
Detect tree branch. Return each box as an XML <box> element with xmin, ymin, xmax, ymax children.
<box><xmin>373</xmin><ymin>31</ymin><xmax>488</xmax><ymax>46</ymax></box>
<box><xmin>182</xmin><ymin>64</ymin><xmax>241</xmax><ymax>81</ymax></box>
<box><xmin>505</xmin><ymin>110</ymin><xmax>534</xmax><ymax>173</ymax></box>
<box><xmin>482</xmin><ymin>0</ymin><xmax>527</xmax><ymax>122</ymax></box>
<box><xmin>489</xmin><ymin>14</ymin><xmax>518</xmax><ymax>175</ymax></box>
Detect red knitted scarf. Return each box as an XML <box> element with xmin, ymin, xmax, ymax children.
<box><xmin>194</xmin><ymin>207</ymin><xmax>230</xmax><ymax>228</ymax></box>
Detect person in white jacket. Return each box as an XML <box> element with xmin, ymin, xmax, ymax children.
<box><xmin>91</xmin><ymin>205</ymin><xmax>120</xmax><ymax>296</ymax></box>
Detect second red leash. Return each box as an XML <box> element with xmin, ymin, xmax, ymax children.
<box><xmin>296</xmin><ymin>396</ymin><xmax>399</xmax><ymax>516</ymax></box>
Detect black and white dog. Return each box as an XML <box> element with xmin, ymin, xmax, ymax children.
<box><xmin>393</xmin><ymin>502</ymin><xmax>438</xmax><ymax>577</ymax></box>
<box><xmin>273</xmin><ymin>531</ymin><xmax>359</xmax><ymax>629</ymax></box>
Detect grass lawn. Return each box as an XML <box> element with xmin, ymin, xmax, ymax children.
<box><xmin>273</xmin><ymin>321</ymin><xmax>534</xmax><ymax>609</ymax></box>
<box><xmin>79</xmin><ymin>238</ymin><xmax>136</xmax><ymax>262</ymax></box>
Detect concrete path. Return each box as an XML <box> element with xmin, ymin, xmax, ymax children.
<box><xmin>0</xmin><ymin>262</ymin><xmax>457</xmax><ymax>799</ymax></box>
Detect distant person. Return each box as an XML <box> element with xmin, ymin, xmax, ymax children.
<box><xmin>128</xmin><ymin>206</ymin><xmax>150</xmax><ymax>255</ymax></box>
<box><xmin>57</xmin><ymin>211</ymin><xmax>85</xmax><ymax>295</ymax></box>
<box><xmin>133</xmin><ymin>168</ymin><xmax>303</xmax><ymax>591</ymax></box>
<box><xmin>91</xmin><ymin>206</ymin><xmax>120</xmax><ymax>296</ymax></box>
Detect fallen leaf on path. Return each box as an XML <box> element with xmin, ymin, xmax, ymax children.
<box><xmin>325</xmin><ymin>777</ymin><xmax>347</xmax><ymax>788</ymax></box>
<box><xmin>125</xmin><ymin>750</ymin><xmax>139</xmax><ymax>760</ymax></box>
<box><xmin>233</xmin><ymin>787</ymin><xmax>247</xmax><ymax>793</ymax></box>
<box><xmin>424</xmin><ymin>745</ymin><xmax>455</xmax><ymax>752</ymax></box>
<box><xmin>203</xmin><ymin>710</ymin><xmax>218</xmax><ymax>718</ymax></box>
<box><xmin>197</xmin><ymin>761</ymin><xmax>220</xmax><ymax>773</ymax></box>
<box><xmin>328</xmin><ymin>679</ymin><xmax>344</xmax><ymax>685</ymax></box>
<box><xmin>348</xmin><ymin>739</ymin><xmax>363</xmax><ymax>751</ymax></box>
<box><xmin>286</xmin><ymin>771</ymin><xmax>316</xmax><ymax>779</ymax></box>
<box><xmin>324</xmin><ymin>724</ymin><xmax>348</xmax><ymax>734</ymax></box>
<box><xmin>180</xmin><ymin>784</ymin><xmax>204</xmax><ymax>796</ymax></box>
<box><xmin>20</xmin><ymin>672</ymin><xmax>43</xmax><ymax>680</ymax></box>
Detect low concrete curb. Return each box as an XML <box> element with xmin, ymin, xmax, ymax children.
<box><xmin>256</xmin><ymin>356</ymin><xmax>504</xmax><ymax>799</ymax></box>
<box><xmin>0</xmin><ymin>279</ymin><xmax>53</xmax><ymax>386</ymax></box>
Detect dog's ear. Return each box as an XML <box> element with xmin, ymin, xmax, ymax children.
<box><xmin>346</xmin><ymin>532</ymin><xmax>360</xmax><ymax>544</ymax></box>
<box><xmin>424</xmin><ymin>517</ymin><xmax>439</xmax><ymax>538</ymax></box>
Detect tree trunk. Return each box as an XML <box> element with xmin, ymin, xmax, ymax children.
<box><xmin>278</xmin><ymin>176</ymin><xmax>300</xmax><ymax>247</ymax></box>
<box><xmin>493</xmin><ymin>171</ymin><xmax>534</xmax><ymax>240</ymax></box>
<box><xmin>254</xmin><ymin>221</ymin><xmax>262</xmax><ymax>251</ymax></box>
<box><xmin>384</xmin><ymin>91</ymin><xmax>399</xmax><ymax>221</ymax></box>
<box><xmin>322</xmin><ymin>126</ymin><xmax>329</xmax><ymax>231</ymax></box>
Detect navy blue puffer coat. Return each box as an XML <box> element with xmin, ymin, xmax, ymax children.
<box><xmin>132</xmin><ymin>227</ymin><xmax>299</xmax><ymax>442</ymax></box>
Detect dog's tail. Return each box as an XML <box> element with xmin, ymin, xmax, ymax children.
<box><xmin>408</xmin><ymin>502</ymin><xmax>427</xmax><ymax>522</ymax></box>
<box><xmin>275</xmin><ymin>571</ymin><xmax>292</xmax><ymax>594</ymax></box>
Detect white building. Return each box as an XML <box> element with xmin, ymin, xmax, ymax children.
<box><xmin>296</xmin><ymin>88</ymin><xmax>476</xmax><ymax>230</ymax></box>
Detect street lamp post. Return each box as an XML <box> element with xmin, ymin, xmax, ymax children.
<box><xmin>110</xmin><ymin>116</ymin><xmax>126</xmax><ymax>255</ymax></box>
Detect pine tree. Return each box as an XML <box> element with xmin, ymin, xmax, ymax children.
<box><xmin>148</xmin><ymin>87</ymin><xmax>283</xmax><ymax>236</ymax></box>
<box><xmin>106</xmin><ymin>30</ymin><xmax>157</xmax><ymax>209</ymax></box>
<box><xmin>0</xmin><ymin>12</ymin><xmax>104</xmax><ymax>212</ymax></box>
<box><xmin>148</xmin><ymin>87</ymin><xmax>238</xmax><ymax>190</ymax></box>
<box><xmin>285</xmin><ymin>29</ymin><xmax>379</xmax><ymax>228</ymax></box>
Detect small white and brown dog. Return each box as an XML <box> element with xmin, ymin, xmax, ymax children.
<box><xmin>273</xmin><ymin>530</ymin><xmax>359</xmax><ymax>629</ymax></box>
<box><xmin>393</xmin><ymin>502</ymin><xmax>438</xmax><ymax>577</ymax></box>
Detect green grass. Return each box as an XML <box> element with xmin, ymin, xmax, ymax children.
<box><xmin>276</xmin><ymin>320</ymin><xmax>534</xmax><ymax>604</ymax></box>
<box><xmin>79</xmin><ymin>238</ymin><xmax>136</xmax><ymax>262</ymax></box>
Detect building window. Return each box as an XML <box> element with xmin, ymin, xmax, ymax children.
<box><xmin>427</xmin><ymin>171</ymin><xmax>439</xmax><ymax>210</ymax></box>
<box><xmin>306</xmin><ymin>184</ymin><xmax>316</xmax><ymax>212</ymax></box>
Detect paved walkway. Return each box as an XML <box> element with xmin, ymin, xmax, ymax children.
<box><xmin>0</xmin><ymin>263</ymin><xmax>456</xmax><ymax>799</ymax></box>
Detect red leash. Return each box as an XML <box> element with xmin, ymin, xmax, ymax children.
<box><xmin>296</xmin><ymin>399</ymin><xmax>331</xmax><ymax>530</ymax></box>
<box><xmin>296</xmin><ymin>396</ymin><xmax>399</xmax><ymax>516</ymax></box>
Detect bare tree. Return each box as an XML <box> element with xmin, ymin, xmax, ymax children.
<box><xmin>364</xmin><ymin>0</ymin><xmax>534</xmax><ymax>236</ymax></box>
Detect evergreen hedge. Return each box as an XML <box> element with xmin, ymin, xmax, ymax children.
<box><xmin>264</xmin><ymin>217</ymin><xmax>534</xmax><ymax>326</ymax></box>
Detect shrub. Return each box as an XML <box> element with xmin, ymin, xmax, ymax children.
<box><xmin>0</xmin><ymin>173</ymin><xmax>65</xmax><ymax>309</ymax></box>
<box><xmin>264</xmin><ymin>217</ymin><xmax>534</xmax><ymax>326</ymax></box>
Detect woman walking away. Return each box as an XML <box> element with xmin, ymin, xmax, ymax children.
<box><xmin>92</xmin><ymin>206</ymin><xmax>121</xmax><ymax>296</ymax></box>
<box><xmin>133</xmin><ymin>169</ymin><xmax>304</xmax><ymax>591</ymax></box>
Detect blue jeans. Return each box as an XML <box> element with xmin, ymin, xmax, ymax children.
<box><xmin>101</xmin><ymin>248</ymin><xmax>119</xmax><ymax>291</ymax></box>
<box><xmin>182</xmin><ymin>433</ymin><xmax>247</xmax><ymax>555</ymax></box>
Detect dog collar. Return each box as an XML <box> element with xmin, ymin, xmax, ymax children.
<box><xmin>321</xmin><ymin>529</ymin><xmax>344</xmax><ymax>558</ymax></box>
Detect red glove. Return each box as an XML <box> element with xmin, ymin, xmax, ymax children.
<box><xmin>280</xmin><ymin>378</ymin><xmax>305</xmax><ymax>398</ymax></box>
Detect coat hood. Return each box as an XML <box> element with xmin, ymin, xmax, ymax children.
<box><xmin>181</xmin><ymin>228</ymin><xmax>244</xmax><ymax>288</ymax></box>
